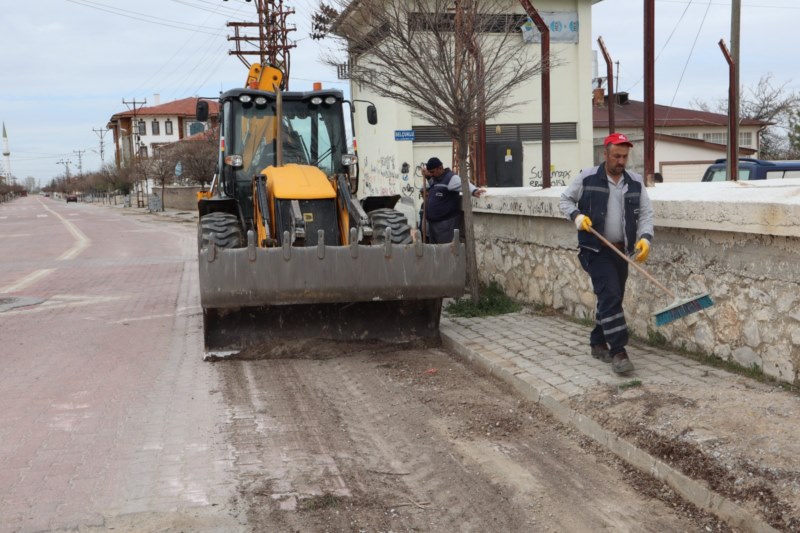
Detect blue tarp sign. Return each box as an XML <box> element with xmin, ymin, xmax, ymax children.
<box><xmin>394</xmin><ymin>130</ymin><xmax>415</xmax><ymax>141</ymax></box>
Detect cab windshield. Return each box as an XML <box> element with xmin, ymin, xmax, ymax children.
<box><xmin>227</xmin><ymin>97</ymin><xmax>347</xmax><ymax>179</ymax></box>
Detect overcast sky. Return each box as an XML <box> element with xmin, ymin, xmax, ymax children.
<box><xmin>1</xmin><ymin>0</ymin><xmax>798</xmax><ymax>186</ymax></box>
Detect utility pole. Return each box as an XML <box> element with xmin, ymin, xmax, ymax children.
<box><xmin>728</xmin><ymin>0</ymin><xmax>741</xmax><ymax>179</ymax></box>
<box><xmin>644</xmin><ymin>0</ymin><xmax>655</xmax><ymax>187</ymax></box>
<box><xmin>57</xmin><ymin>158</ymin><xmax>72</xmax><ymax>179</ymax></box>
<box><xmin>73</xmin><ymin>149</ymin><xmax>86</xmax><ymax>177</ymax></box>
<box><xmin>122</xmin><ymin>98</ymin><xmax>147</xmax><ymax>161</ymax></box>
<box><xmin>93</xmin><ymin>127</ymin><xmax>109</xmax><ymax>165</ymax></box>
<box><xmin>123</xmin><ymin>98</ymin><xmax>147</xmax><ymax>207</ymax></box>
<box><xmin>226</xmin><ymin>0</ymin><xmax>296</xmax><ymax>88</ymax></box>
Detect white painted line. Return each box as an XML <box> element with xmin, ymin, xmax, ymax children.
<box><xmin>109</xmin><ymin>306</ymin><xmax>201</xmax><ymax>324</ymax></box>
<box><xmin>37</xmin><ymin>201</ymin><xmax>91</xmax><ymax>260</ymax></box>
<box><xmin>0</xmin><ymin>294</ymin><xmax>124</xmax><ymax>315</ymax></box>
<box><xmin>0</xmin><ymin>268</ymin><xmax>55</xmax><ymax>294</ymax></box>
<box><xmin>37</xmin><ymin>214</ymin><xmax>48</xmax><ymax>218</ymax></box>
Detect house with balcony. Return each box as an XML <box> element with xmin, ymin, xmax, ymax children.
<box><xmin>106</xmin><ymin>97</ymin><xmax>219</xmax><ymax>168</ymax></box>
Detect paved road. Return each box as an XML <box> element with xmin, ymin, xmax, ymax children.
<box><xmin>1</xmin><ymin>197</ymin><xmax>780</xmax><ymax>531</ymax></box>
<box><xmin>0</xmin><ymin>197</ymin><xmax>243</xmax><ymax>532</ymax></box>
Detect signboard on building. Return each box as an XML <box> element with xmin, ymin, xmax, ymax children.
<box><xmin>394</xmin><ymin>130</ymin><xmax>415</xmax><ymax>141</ymax></box>
<box><xmin>521</xmin><ymin>12</ymin><xmax>579</xmax><ymax>44</ymax></box>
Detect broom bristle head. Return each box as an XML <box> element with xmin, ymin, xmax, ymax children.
<box><xmin>654</xmin><ymin>293</ymin><xmax>714</xmax><ymax>327</ymax></box>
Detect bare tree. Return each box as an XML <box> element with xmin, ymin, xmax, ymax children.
<box><xmin>149</xmin><ymin>147</ymin><xmax>179</xmax><ymax>211</ymax></box>
<box><xmin>693</xmin><ymin>74</ymin><xmax>800</xmax><ymax>159</ymax></box>
<box><xmin>320</xmin><ymin>0</ymin><xmax>551</xmax><ymax>301</ymax></box>
<box><xmin>171</xmin><ymin>131</ymin><xmax>218</xmax><ymax>189</ymax></box>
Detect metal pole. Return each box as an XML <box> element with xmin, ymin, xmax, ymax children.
<box><xmin>519</xmin><ymin>0</ymin><xmax>550</xmax><ymax>188</ymax></box>
<box><xmin>598</xmin><ymin>36</ymin><xmax>615</xmax><ymax>134</ymax></box>
<box><xmin>719</xmin><ymin>39</ymin><xmax>738</xmax><ymax>181</ymax></box>
<box><xmin>730</xmin><ymin>0</ymin><xmax>741</xmax><ymax>171</ymax></box>
<box><xmin>644</xmin><ymin>0</ymin><xmax>655</xmax><ymax>187</ymax></box>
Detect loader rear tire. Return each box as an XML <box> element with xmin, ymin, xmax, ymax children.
<box><xmin>368</xmin><ymin>208</ymin><xmax>413</xmax><ymax>245</ymax></box>
<box><xmin>198</xmin><ymin>212</ymin><xmax>243</xmax><ymax>251</ymax></box>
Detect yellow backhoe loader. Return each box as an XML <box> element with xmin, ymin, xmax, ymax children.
<box><xmin>196</xmin><ymin>65</ymin><xmax>465</xmax><ymax>356</ymax></box>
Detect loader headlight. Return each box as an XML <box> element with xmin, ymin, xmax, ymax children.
<box><xmin>341</xmin><ymin>154</ymin><xmax>358</xmax><ymax>166</ymax></box>
<box><xmin>254</xmin><ymin>96</ymin><xmax>267</xmax><ymax>105</ymax></box>
<box><xmin>324</xmin><ymin>96</ymin><xmax>337</xmax><ymax>105</ymax></box>
<box><xmin>310</xmin><ymin>96</ymin><xmax>323</xmax><ymax>105</ymax></box>
<box><xmin>225</xmin><ymin>154</ymin><xmax>244</xmax><ymax>167</ymax></box>
<box><xmin>238</xmin><ymin>95</ymin><xmax>252</xmax><ymax>103</ymax></box>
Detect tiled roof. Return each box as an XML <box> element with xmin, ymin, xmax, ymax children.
<box><xmin>593</xmin><ymin>97</ymin><xmax>768</xmax><ymax>128</ymax></box>
<box><xmin>109</xmin><ymin>97</ymin><xmax>219</xmax><ymax>120</ymax></box>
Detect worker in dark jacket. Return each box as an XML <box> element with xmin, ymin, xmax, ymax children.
<box><xmin>559</xmin><ymin>133</ymin><xmax>654</xmax><ymax>375</ymax></box>
<box><xmin>421</xmin><ymin>157</ymin><xmax>485</xmax><ymax>244</ymax></box>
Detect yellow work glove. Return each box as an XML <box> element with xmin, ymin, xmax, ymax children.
<box><xmin>574</xmin><ymin>214</ymin><xmax>592</xmax><ymax>232</ymax></box>
<box><xmin>634</xmin><ymin>238</ymin><xmax>650</xmax><ymax>262</ymax></box>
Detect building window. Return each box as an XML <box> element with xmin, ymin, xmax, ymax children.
<box><xmin>187</xmin><ymin>121</ymin><xmax>206</xmax><ymax>137</ymax></box>
<box><xmin>165</xmin><ymin>119</ymin><xmax>173</xmax><ymax>136</ymax></box>
<box><xmin>151</xmin><ymin>120</ymin><xmax>160</xmax><ymax>136</ymax></box>
<box><xmin>703</xmin><ymin>132</ymin><xmax>726</xmax><ymax>145</ymax></box>
<box><xmin>739</xmin><ymin>131</ymin><xmax>753</xmax><ymax>147</ymax></box>
<box><xmin>138</xmin><ymin>120</ymin><xmax>146</xmax><ymax>136</ymax></box>
<box><xmin>672</xmin><ymin>132</ymin><xmax>699</xmax><ymax>139</ymax></box>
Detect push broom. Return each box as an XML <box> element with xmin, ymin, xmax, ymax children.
<box><xmin>587</xmin><ymin>227</ymin><xmax>714</xmax><ymax>326</ymax></box>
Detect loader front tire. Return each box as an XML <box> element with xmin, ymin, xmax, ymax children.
<box><xmin>368</xmin><ymin>208</ymin><xmax>413</xmax><ymax>245</ymax></box>
<box><xmin>198</xmin><ymin>212</ymin><xmax>244</xmax><ymax>251</ymax></box>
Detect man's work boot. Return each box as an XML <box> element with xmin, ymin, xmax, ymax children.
<box><xmin>591</xmin><ymin>343</ymin><xmax>612</xmax><ymax>363</ymax></box>
<box><xmin>611</xmin><ymin>350</ymin><xmax>634</xmax><ymax>375</ymax></box>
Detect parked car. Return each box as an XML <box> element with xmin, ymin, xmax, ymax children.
<box><xmin>701</xmin><ymin>158</ymin><xmax>800</xmax><ymax>181</ymax></box>
<box><xmin>66</xmin><ymin>194</ymin><xmax>78</xmax><ymax>203</ymax></box>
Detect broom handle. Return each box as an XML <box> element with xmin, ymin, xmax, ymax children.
<box><xmin>587</xmin><ymin>227</ymin><xmax>676</xmax><ymax>299</ymax></box>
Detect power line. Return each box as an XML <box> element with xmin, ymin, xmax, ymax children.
<box><xmin>666</xmin><ymin>0</ymin><xmax>714</xmax><ymax>109</ymax></box>
<box><xmin>65</xmin><ymin>0</ymin><xmax>225</xmax><ymax>35</ymax></box>
<box><xmin>657</xmin><ymin>0</ymin><xmax>800</xmax><ymax>9</ymax></box>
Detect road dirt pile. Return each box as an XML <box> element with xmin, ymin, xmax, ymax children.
<box><xmin>572</xmin><ymin>376</ymin><xmax>800</xmax><ymax>531</ymax></box>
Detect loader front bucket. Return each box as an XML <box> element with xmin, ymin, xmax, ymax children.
<box><xmin>198</xmin><ymin>232</ymin><xmax>465</xmax><ymax>356</ymax></box>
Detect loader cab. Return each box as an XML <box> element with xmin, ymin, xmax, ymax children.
<box><xmin>215</xmin><ymin>88</ymin><xmax>351</xmax><ymax>222</ymax></box>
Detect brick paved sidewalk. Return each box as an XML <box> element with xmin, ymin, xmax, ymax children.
<box><xmin>441</xmin><ymin>311</ymin><xmax>797</xmax><ymax>532</ymax></box>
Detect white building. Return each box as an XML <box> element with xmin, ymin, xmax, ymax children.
<box><xmin>107</xmin><ymin>97</ymin><xmax>219</xmax><ymax>167</ymax></box>
<box><xmin>334</xmin><ymin>0</ymin><xmax>601</xmax><ymax>213</ymax></box>
<box><xmin>592</xmin><ymin>93</ymin><xmax>766</xmax><ymax>182</ymax></box>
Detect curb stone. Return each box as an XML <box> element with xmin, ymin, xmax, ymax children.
<box><xmin>440</xmin><ymin>329</ymin><xmax>779</xmax><ymax>533</ymax></box>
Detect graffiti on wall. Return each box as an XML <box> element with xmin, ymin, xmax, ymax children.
<box><xmin>480</xmin><ymin>197</ymin><xmax>560</xmax><ymax>218</ymax></box>
<box><xmin>528</xmin><ymin>165</ymin><xmax>571</xmax><ymax>188</ymax></box>
<box><xmin>361</xmin><ymin>155</ymin><xmax>418</xmax><ymax>198</ymax></box>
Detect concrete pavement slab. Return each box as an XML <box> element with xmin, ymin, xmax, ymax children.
<box><xmin>442</xmin><ymin>310</ymin><xmax>797</xmax><ymax>531</ymax></box>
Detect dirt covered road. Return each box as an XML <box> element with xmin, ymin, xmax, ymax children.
<box><xmin>215</xmin><ymin>339</ymin><xmax>726</xmax><ymax>532</ymax></box>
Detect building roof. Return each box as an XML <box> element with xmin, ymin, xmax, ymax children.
<box><xmin>654</xmin><ymin>132</ymin><xmax>757</xmax><ymax>156</ymax></box>
<box><xmin>108</xmin><ymin>97</ymin><xmax>219</xmax><ymax>121</ymax></box>
<box><xmin>593</xmin><ymin>96</ymin><xmax>768</xmax><ymax>129</ymax></box>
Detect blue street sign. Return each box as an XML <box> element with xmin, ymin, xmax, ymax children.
<box><xmin>394</xmin><ymin>130</ymin><xmax>415</xmax><ymax>141</ymax></box>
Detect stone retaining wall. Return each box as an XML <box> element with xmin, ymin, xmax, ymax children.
<box><xmin>472</xmin><ymin>180</ymin><xmax>800</xmax><ymax>384</ymax></box>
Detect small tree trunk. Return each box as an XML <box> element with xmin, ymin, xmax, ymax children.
<box><xmin>457</xmin><ymin>133</ymin><xmax>481</xmax><ymax>304</ymax></box>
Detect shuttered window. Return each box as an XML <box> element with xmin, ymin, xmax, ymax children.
<box><xmin>411</xmin><ymin>123</ymin><xmax>577</xmax><ymax>143</ymax></box>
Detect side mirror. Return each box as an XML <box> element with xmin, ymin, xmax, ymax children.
<box><xmin>366</xmin><ymin>105</ymin><xmax>377</xmax><ymax>125</ymax></box>
<box><xmin>196</xmin><ymin>100</ymin><xmax>209</xmax><ymax>122</ymax></box>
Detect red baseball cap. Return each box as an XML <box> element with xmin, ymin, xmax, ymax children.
<box><xmin>604</xmin><ymin>132</ymin><xmax>633</xmax><ymax>147</ymax></box>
